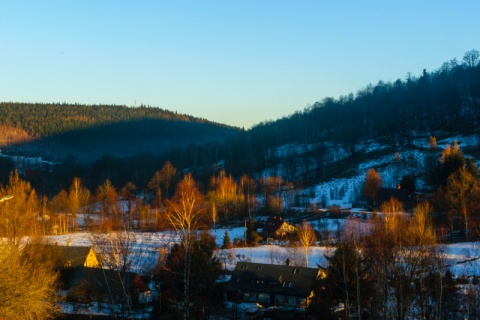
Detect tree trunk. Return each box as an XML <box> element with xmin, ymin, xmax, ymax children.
<box><xmin>463</xmin><ymin>206</ymin><xmax>469</xmax><ymax>241</ymax></box>
<box><xmin>343</xmin><ymin>248</ymin><xmax>351</xmax><ymax>320</ymax></box>
<box><xmin>356</xmin><ymin>248</ymin><xmax>362</xmax><ymax>320</ymax></box>
<box><xmin>184</xmin><ymin>243</ymin><xmax>191</xmax><ymax>320</ymax></box>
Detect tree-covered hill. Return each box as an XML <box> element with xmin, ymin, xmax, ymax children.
<box><xmin>222</xmin><ymin>50</ymin><xmax>480</xmax><ymax>178</ymax></box>
<box><xmin>0</xmin><ymin>103</ymin><xmax>240</xmax><ymax>163</ymax></box>
<box><xmin>0</xmin><ymin>102</ymin><xmax>234</xmax><ymax>139</ymax></box>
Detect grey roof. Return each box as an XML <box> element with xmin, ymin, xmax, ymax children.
<box><xmin>65</xmin><ymin>266</ymin><xmax>149</xmax><ymax>294</ymax></box>
<box><xmin>226</xmin><ymin>262</ymin><xmax>320</xmax><ymax>297</ymax></box>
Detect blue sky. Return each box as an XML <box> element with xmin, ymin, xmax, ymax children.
<box><xmin>1</xmin><ymin>1</ymin><xmax>479</xmax><ymax>129</ymax></box>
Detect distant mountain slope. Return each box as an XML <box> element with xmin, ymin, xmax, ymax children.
<box><xmin>0</xmin><ymin>102</ymin><xmax>233</xmax><ymax>139</ymax></box>
<box><xmin>223</xmin><ymin>59</ymin><xmax>480</xmax><ymax>180</ymax></box>
<box><xmin>0</xmin><ymin>103</ymin><xmax>240</xmax><ymax>163</ymax></box>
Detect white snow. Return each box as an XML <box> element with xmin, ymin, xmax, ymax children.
<box><xmin>44</xmin><ymin>229</ymin><xmax>480</xmax><ymax>278</ymax></box>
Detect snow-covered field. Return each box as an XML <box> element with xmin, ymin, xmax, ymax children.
<box><xmin>45</xmin><ymin>228</ymin><xmax>480</xmax><ymax>278</ymax></box>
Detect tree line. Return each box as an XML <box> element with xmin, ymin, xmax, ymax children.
<box><xmin>0</xmin><ymin>102</ymin><xmax>234</xmax><ymax>140</ymax></box>
<box><xmin>1</xmin><ymin>162</ymin><xmax>296</xmax><ymax>237</ymax></box>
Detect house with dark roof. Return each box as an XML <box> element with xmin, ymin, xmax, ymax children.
<box><xmin>23</xmin><ymin>243</ymin><xmax>100</xmax><ymax>269</ymax></box>
<box><xmin>64</xmin><ymin>266</ymin><xmax>152</xmax><ymax>306</ymax></box>
<box><xmin>46</xmin><ymin>244</ymin><xmax>100</xmax><ymax>268</ymax></box>
<box><xmin>226</xmin><ymin>262</ymin><xmax>323</xmax><ymax>309</ymax></box>
<box><xmin>261</xmin><ymin>216</ymin><xmax>297</xmax><ymax>238</ymax></box>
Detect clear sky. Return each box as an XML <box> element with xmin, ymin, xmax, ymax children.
<box><xmin>1</xmin><ymin>1</ymin><xmax>479</xmax><ymax>129</ymax></box>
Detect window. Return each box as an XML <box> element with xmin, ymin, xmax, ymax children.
<box><xmin>256</xmin><ymin>265</ymin><xmax>262</xmax><ymax>270</ymax></box>
<box><xmin>293</xmin><ymin>268</ymin><xmax>300</xmax><ymax>274</ymax></box>
<box><xmin>241</xmin><ymin>264</ymin><xmax>246</xmax><ymax>269</ymax></box>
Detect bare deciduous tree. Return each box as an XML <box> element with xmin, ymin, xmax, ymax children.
<box><xmin>96</xmin><ymin>179</ymin><xmax>120</xmax><ymax>226</ymax></box>
<box><xmin>165</xmin><ymin>173</ymin><xmax>207</xmax><ymax>320</ymax></box>
<box><xmin>68</xmin><ymin>177</ymin><xmax>91</xmax><ymax>232</ymax></box>
<box><xmin>148</xmin><ymin>161</ymin><xmax>177</xmax><ymax>198</ymax></box>
<box><xmin>208</xmin><ymin>170</ymin><xmax>242</xmax><ymax>223</ymax></box>
<box><xmin>0</xmin><ymin>171</ymin><xmax>38</xmax><ymax>249</ymax></box>
<box><xmin>463</xmin><ymin>48</ymin><xmax>480</xmax><ymax>68</ymax></box>
<box><xmin>0</xmin><ymin>239</ymin><xmax>60</xmax><ymax>319</ymax></box>
<box><xmin>92</xmin><ymin>229</ymin><xmax>150</xmax><ymax>319</ymax></box>
<box><xmin>298</xmin><ymin>220</ymin><xmax>316</xmax><ymax>267</ymax></box>
<box><xmin>444</xmin><ymin>167</ymin><xmax>480</xmax><ymax>240</ymax></box>
<box><xmin>363</xmin><ymin>168</ymin><xmax>382</xmax><ymax>208</ymax></box>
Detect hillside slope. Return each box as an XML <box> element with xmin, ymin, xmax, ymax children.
<box><xmin>0</xmin><ymin>103</ymin><xmax>240</xmax><ymax>163</ymax></box>
<box><xmin>221</xmin><ymin>59</ymin><xmax>480</xmax><ymax>182</ymax></box>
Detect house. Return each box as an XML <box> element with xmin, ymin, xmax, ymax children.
<box><xmin>47</xmin><ymin>243</ymin><xmax>100</xmax><ymax>268</ymax></box>
<box><xmin>65</xmin><ymin>266</ymin><xmax>152</xmax><ymax>305</ymax></box>
<box><xmin>23</xmin><ymin>243</ymin><xmax>100</xmax><ymax>269</ymax></box>
<box><xmin>226</xmin><ymin>262</ymin><xmax>323</xmax><ymax>309</ymax></box>
<box><xmin>261</xmin><ymin>216</ymin><xmax>297</xmax><ymax>238</ymax></box>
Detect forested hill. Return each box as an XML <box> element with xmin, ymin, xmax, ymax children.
<box><xmin>223</xmin><ymin>51</ymin><xmax>480</xmax><ymax>177</ymax></box>
<box><xmin>0</xmin><ymin>102</ymin><xmax>233</xmax><ymax>139</ymax></box>
<box><xmin>0</xmin><ymin>103</ymin><xmax>240</xmax><ymax>163</ymax></box>
<box><xmin>248</xmin><ymin>55</ymin><xmax>480</xmax><ymax>151</ymax></box>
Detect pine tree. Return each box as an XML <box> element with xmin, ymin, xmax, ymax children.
<box><xmin>222</xmin><ymin>230</ymin><xmax>232</xmax><ymax>249</ymax></box>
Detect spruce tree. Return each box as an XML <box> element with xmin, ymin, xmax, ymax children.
<box><xmin>222</xmin><ymin>230</ymin><xmax>232</xmax><ymax>249</ymax></box>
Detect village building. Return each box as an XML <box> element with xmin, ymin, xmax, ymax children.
<box><xmin>261</xmin><ymin>216</ymin><xmax>297</xmax><ymax>238</ymax></box>
<box><xmin>226</xmin><ymin>262</ymin><xmax>323</xmax><ymax>309</ymax></box>
<box><xmin>64</xmin><ymin>266</ymin><xmax>153</xmax><ymax>306</ymax></box>
<box><xmin>47</xmin><ymin>243</ymin><xmax>100</xmax><ymax>268</ymax></box>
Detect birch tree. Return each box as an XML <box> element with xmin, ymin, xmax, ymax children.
<box><xmin>298</xmin><ymin>220</ymin><xmax>316</xmax><ymax>267</ymax></box>
<box><xmin>165</xmin><ymin>173</ymin><xmax>207</xmax><ymax>320</ymax></box>
<box><xmin>68</xmin><ymin>177</ymin><xmax>90</xmax><ymax>231</ymax></box>
<box><xmin>92</xmin><ymin>229</ymin><xmax>139</xmax><ymax>318</ymax></box>
<box><xmin>445</xmin><ymin>167</ymin><xmax>480</xmax><ymax>240</ymax></box>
